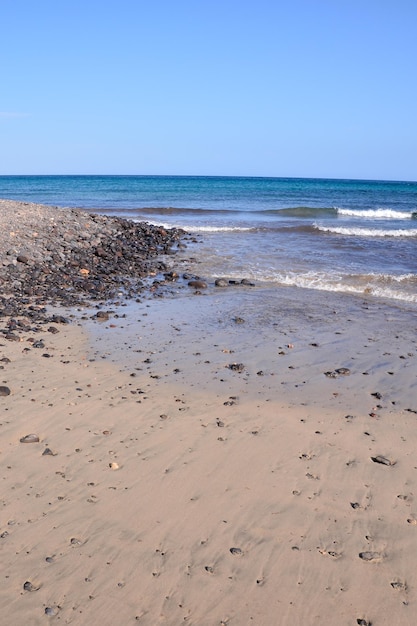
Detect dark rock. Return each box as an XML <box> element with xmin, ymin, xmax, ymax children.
<box><xmin>42</xmin><ymin>447</ymin><xmax>57</xmax><ymax>456</ymax></box>
<box><xmin>5</xmin><ymin>333</ymin><xmax>20</xmax><ymax>342</ymax></box>
<box><xmin>371</xmin><ymin>455</ymin><xmax>395</xmax><ymax>466</ymax></box>
<box><xmin>188</xmin><ymin>280</ymin><xmax>207</xmax><ymax>289</ymax></box>
<box><xmin>215</xmin><ymin>278</ymin><xmax>228</xmax><ymax>287</ymax></box>
<box><xmin>50</xmin><ymin>315</ymin><xmax>69</xmax><ymax>324</ymax></box>
<box><xmin>0</xmin><ymin>386</ymin><xmax>11</xmax><ymax>396</ymax></box>
<box><xmin>335</xmin><ymin>367</ymin><xmax>351</xmax><ymax>375</ymax></box>
<box><xmin>0</xmin><ymin>205</ymin><xmax>188</xmax><ymax>324</ymax></box>
<box><xmin>95</xmin><ymin>311</ymin><xmax>110</xmax><ymax>320</ymax></box>
<box><xmin>23</xmin><ymin>581</ymin><xmax>40</xmax><ymax>592</ymax></box>
<box><xmin>228</xmin><ymin>363</ymin><xmax>245</xmax><ymax>373</ymax></box>
<box><xmin>164</xmin><ymin>271</ymin><xmax>179</xmax><ymax>281</ymax></box>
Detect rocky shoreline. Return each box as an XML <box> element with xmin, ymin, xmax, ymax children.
<box><xmin>0</xmin><ymin>199</ymin><xmax>188</xmax><ymax>324</ymax></box>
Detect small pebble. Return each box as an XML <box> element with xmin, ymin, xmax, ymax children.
<box><xmin>20</xmin><ymin>434</ymin><xmax>40</xmax><ymax>443</ymax></box>
<box><xmin>23</xmin><ymin>581</ymin><xmax>40</xmax><ymax>592</ymax></box>
<box><xmin>359</xmin><ymin>551</ymin><xmax>383</xmax><ymax>562</ymax></box>
<box><xmin>42</xmin><ymin>447</ymin><xmax>57</xmax><ymax>456</ymax></box>
<box><xmin>371</xmin><ymin>455</ymin><xmax>395</xmax><ymax>466</ymax></box>
<box><xmin>45</xmin><ymin>607</ymin><xmax>58</xmax><ymax>616</ymax></box>
<box><xmin>227</xmin><ymin>363</ymin><xmax>245</xmax><ymax>373</ymax></box>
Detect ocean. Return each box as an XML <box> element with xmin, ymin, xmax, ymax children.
<box><xmin>1</xmin><ymin>175</ymin><xmax>416</xmax><ymax>303</ymax></box>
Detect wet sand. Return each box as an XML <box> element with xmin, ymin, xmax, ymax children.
<box><xmin>1</xmin><ymin>286</ymin><xmax>416</xmax><ymax>625</ymax></box>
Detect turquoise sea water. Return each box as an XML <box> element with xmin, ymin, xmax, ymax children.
<box><xmin>1</xmin><ymin>175</ymin><xmax>416</xmax><ymax>302</ymax></box>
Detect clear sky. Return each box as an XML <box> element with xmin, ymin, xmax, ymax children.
<box><xmin>1</xmin><ymin>0</ymin><xmax>416</xmax><ymax>180</ymax></box>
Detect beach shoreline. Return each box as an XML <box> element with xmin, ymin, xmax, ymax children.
<box><xmin>1</xmin><ymin>200</ymin><xmax>417</xmax><ymax>624</ymax></box>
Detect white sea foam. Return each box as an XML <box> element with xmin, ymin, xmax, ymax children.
<box><xmin>182</xmin><ymin>225</ymin><xmax>253</xmax><ymax>233</ymax></box>
<box><xmin>216</xmin><ymin>270</ymin><xmax>417</xmax><ymax>302</ymax></box>
<box><xmin>275</xmin><ymin>275</ymin><xmax>417</xmax><ymax>302</ymax></box>
<box><xmin>315</xmin><ymin>224</ymin><xmax>417</xmax><ymax>237</ymax></box>
<box><xmin>135</xmin><ymin>219</ymin><xmax>252</xmax><ymax>233</ymax></box>
<box><xmin>337</xmin><ymin>208</ymin><xmax>414</xmax><ymax>219</ymax></box>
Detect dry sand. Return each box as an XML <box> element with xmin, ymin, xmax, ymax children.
<box><xmin>0</xmin><ymin>286</ymin><xmax>416</xmax><ymax>625</ymax></box>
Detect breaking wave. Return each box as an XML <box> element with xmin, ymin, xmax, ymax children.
<box><xmin>337</xmin><ymin>208</ymin><xmax>417</xmax><ymax>219</ymax></box>
<box><xmin>315</xmin><ymin>225</ymin><xmax>417</xmax><ymax>238</ymax></box>
<box><xmin>218</xmin><ymin>270</ymin><xmax>417</xmax><ymax>303</ymax></box>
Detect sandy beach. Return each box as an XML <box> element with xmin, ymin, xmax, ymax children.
<box><xmin>1</xmin><ymin>277</ymin><xmax>416</xmax><ymax>625</ymax></box>
<box><xmin>0</xmin><ymin>199</ymin><xmax>416</xmax><ymax>625</ymax></box>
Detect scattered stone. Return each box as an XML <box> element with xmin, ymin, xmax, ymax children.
<box><xmin>70</xmin><ymin>537</ymin><xmax>83</xmax><ymax>546</ymax></box>
<box><xmin>229</xmin><ymin>547</ymin><xmax>243</xmax><ymax>556</ymax></box>
<box><xmin>188</xmin><ymin>280</ymin><xmax>207</xmax><ymax>289</ymax></box>
<box><xmin>359</xmin><ymin>551</ymin><xmax>384</xmax><ymax>562</ymax></box>
<box><xmin>0</xmin><ymin>200</ymin><xmax>187</xmax><ymax>323</ymax></box>
<box><xmin>19</xmin><ymin>433</ymin><xmax>40</xmax><ymax>443</ymax></box>
<box><xmin>214</xmin><ymin>278</ymin><xmax>228</xmax><ymax>287</ymax></box>
<box><xmin>240</xmin><ymin>278</ymin><xmax>255</xmax><ymax>286</ymax></box>
<box><xmin>42</xmin><ymin>447</ymin><xmax>57</xmax><ymax>456</ymax></box>
<box><xmin>324</xmin><ymin>368</ymin><xmax>351</xmax><ymax>377</ymax></box>
<box><xmin>50</xmin><ymin>315</ymin><xmax>69</xmax><ymax>324</ymax></box>
<box><xmin>371</xmin><ymin>455</ymin><xmax>396</xmax><ymax>466</ymax></box>
<box><xmin>164</xmin><ymin>271</ymin><xmax>179</xmax><ymax>281</ymax></box>
<box><xmin>5</xmin><ymin>333</ymin><xmax>20</xmax><ymax>342</ymax></box>
<box><xmin>23</xmin><ymin>581</ymin><xmax>40</xmax><ymax>592</ymax></box>
<box><xmin>391</xmin><ymin>581</ymin><xmax>407</xmax><ymax>591</ymax></box>
<box><xmin>0</xmin><ymin>386</ymin><xmax>11</xmax><ymax>396</ymax></box>
<box><xmin>45</xmin><ymin>607</ymin><xmax>58</xmax><ymax>616</ymax></box>
<box><xmin>227</xmin><ymin>363</ymin><xmax>245</xmax><ymax>373</ymax></box>
<box><xmin>95</xmin><ymin>311</ymin><xmax>110</xmax><ymax>321</ymax></box>
<box><xmin>232</xmin><ymin>317</ymin><xmax>245</xmax><ymax>324</ymax></box>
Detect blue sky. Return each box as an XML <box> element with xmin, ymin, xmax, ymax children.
<box><xmin>1</xmin><ymin>0</ymin><xmax>416</xmax><ymax>180</ymax></box>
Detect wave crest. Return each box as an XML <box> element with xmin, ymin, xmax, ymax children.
<box><xmin>315</xmin><ymin>224</ymin><xmax>417</xmax><ymax>238</ymax></box>
<box><xmin>337</xmin><ymin>208</ymin><xmax>416</xmax><ymax>219</ymax></box>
